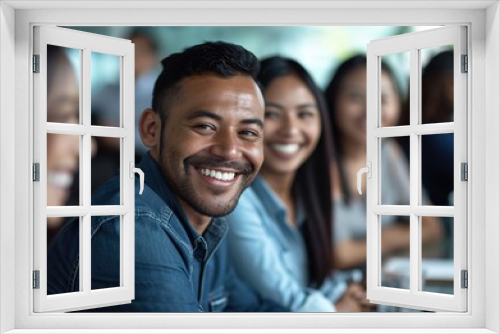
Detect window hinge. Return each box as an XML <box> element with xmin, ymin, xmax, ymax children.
<box><xmin>461</xmin><ymin>162</ymin><xmax>468</xmax><ymax>181</ymax></box>
<box><xmin>461</xmin><ymin>54</ymin><xmax>468</xmax><ymax>73</ymax></box>
<box><xmin>461</xmin><ymin>270</ymin><xmax>468</xmax><ymax>289</ymax></box>
<box><xmin>33</xmin><ymin>163</ymin><xmax>40</xmax><ymax>182</ymax></box>
<box><xmin>33</xmin><ymin>270</ymin><xmax>40</xmax><ymax>289</ymax></box>
<box><xmin>33</xmin><ymin>54</ymin><xmax>40</xmax><ymax>73</ymax></box>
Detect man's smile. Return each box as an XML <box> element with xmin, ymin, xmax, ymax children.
<box><xmin>198</xmin><ymin>168</ymin><xmax>236</xmax><ymax>181</ymax></box>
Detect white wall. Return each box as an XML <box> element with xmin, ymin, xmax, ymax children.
<box><xmin>0</xmin><ymin>2</ymin><xmax>16</xmax><ymax>333</ymax></box>
<box><xmin>485</xmin><ymin>2</ymin><xmax>500</xmax><ymax>333</ymax></box>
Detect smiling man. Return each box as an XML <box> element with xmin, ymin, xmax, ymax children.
<box><xmin>47</xmin><ymin>42</ymin><xmax>286</xmax><ymax>312</ymax></box>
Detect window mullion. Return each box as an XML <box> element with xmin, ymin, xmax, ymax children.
<box><xmin>409</xmin><ymin>47</ymin><xmax>420</xmax><ymax>294</ymax></box>
<box><xmin>82</xmin><ymin>213</ymin><xmax>91</xmax><ymax>293</ymax></box>
<box><xmin>81</xmin><ymin>47</ymin><xmax>92</xmax><ymax>294</ymax></box>
<box><xmin>122</xmin><ymin>50</ymin><xmax>135</xmax><ymax>293</ymax></box>
<box><xmin>365</xmin><ymin>48</ymin><xmax>379</xmax><ymax>296</ymax></box>
<box><xmin>453</xmin><ymin>27</ymin><xmax>468</xmax><ymax>308</ymax></box>
<box><xmin>412</xmin><ymin>122</ymin><xmax>454</xmax><ymax>135</ymax></box>
<box><xmin>33</xmin><ymin>27</ymin><xmax>48</xmax><ymax>307</ymax></box>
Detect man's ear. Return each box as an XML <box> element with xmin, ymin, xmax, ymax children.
<box><xmin>139</xmin><ymin>108</ymin><xmax>162</xmax><ymax>153</ymax></box>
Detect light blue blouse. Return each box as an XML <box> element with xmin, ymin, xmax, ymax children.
<box><xmin>334</xmin><ymin>140</ymin><xmax>411</xmax><ymax>243</ymax></box>
<box><xmin>226</xmin><ymin>176</ymin><xmax>347</xmax><ymax>312</ymax></box>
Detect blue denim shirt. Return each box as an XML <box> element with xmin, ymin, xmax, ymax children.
<box><xmin>47</xmin><ymin>153</ymin><xmax>286</xmax><ymax>312</ymax></box>
<box><xmin>226</xmin><ymin>176</ymin><xmax>347</xmax><ymax>312</ymax></box>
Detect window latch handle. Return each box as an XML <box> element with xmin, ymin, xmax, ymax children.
<box><xmin>130</xmin><ymin>162</ymin><xmax>144</xmax><ymax>195</ymax></box>
<box><xmin>357</xmin><ymin>162</ymin><xmax>372</xmax><ymax>195</ymax></box>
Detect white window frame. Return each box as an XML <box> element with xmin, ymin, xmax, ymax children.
<box><xmin>33</xmin><ymin>25</ymin><xmax>136</xmax><ymax>312</ymax></box>
<box><xmin>0</xmin><ymin>1</ymin><xmax>499</xmax><ymax>333</ymax></box>
<box><xmin>366</xmin><ymin>26</ymin><xmax>467</xmax><ymax>312</ymax></box>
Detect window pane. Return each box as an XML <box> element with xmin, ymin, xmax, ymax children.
<box><xmin>47</xmin><ymin>217</ymin><xmax>80</xmax><ymax>294</ymax></box>
<box><xmin>47</xmin><ymin>45</ymin><xmax>80</xmax><ymax>125</ymax></box>
<box><xmin>421</xmin><ymin>217</ymin><xmax>454</xmax><ymax>295</ymax></box>
<box><xmin>91</xmin><ymin>137</ymin><xmax>121</xmax><ymax>205</ymax></box>
<box><xmin>91</xmin><ymin>52</ymin><xmax>121</xmax><ymax>128</ymax></box>
<box><xmin>380</xmin><ymin>215</ymin><xmax>410</xmax><ymax>290</ymax></box>
<box><xmin>380</xmin><ymin>137</ymin><xmax>410</xmax><ymax>205</ymax></box>
<box><xmin>91</xmin><ymin>215</ymin><xmax>121</xmax><ymax>290</ymax></box>
<box><xmin>420</xmin><ymin>45</ymin><xmax>454</xmax><ymax>124</ymax></box>
<box><xmin>380</xmin><ymin>51</ymin><xmax>408</xmax><ymax>127</ymax></box>
<box><xmin>47</xmin><ymin>134</ymin><xmax>80</xmax><ymax>206</ymax></box>
<box><xmin>421</xmin><ymin>133</ymin><xmax>454</xmax><ymax>206</ymax></box>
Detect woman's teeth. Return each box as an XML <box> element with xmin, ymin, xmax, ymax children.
<box><xmin>272</xmin><ymin>143</ymin><xmax>300</xmax><ymax>154</ymax></box>
<box><xmin>48</xmin><ymin>171</ymin><xmax>74</xmax><ymax>188</ymax></box>
<box><xmin>198</xmin><ymin>168</ymin><xmax>235</xmax><ymax>181</ymax></box>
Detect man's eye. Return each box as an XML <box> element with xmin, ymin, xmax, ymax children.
<box><xmin>240</xmin><ymin>130</ymin><xmax>261</xmax><ymax>139</ymax></box>
<box><xmin>195</xmin><ymin>124</ymin><xmax>215</xmax><ymax>132</ymax></box>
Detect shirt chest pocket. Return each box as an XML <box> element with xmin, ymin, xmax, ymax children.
<box><xmin>208</xmin><ymin>288</ymin><xmax>228</xmax><ymax>312</ymax></box>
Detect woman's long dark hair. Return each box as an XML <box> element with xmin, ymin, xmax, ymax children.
<box><xmin>258</xmin><ymin>56</ymin><xmax>334</xmax><ymax>287</ymax></box>
<box><xmin>421</xmin><ymin>50</ymin><xmax>454</xmax><ymax>123</ymax></box>
<box><xmin>324</xmin><ymin>54</ymin><xmax>400</xmax><ymax>204</ymax></box>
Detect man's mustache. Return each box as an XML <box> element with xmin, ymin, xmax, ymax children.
<box><xmin>185</xmin><ymin>155</ymin><xmax>254</xmax><ymax>175</ymax></box>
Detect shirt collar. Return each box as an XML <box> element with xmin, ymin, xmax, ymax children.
<box><xmin>251</xmin><ymin>175</ymin><xmax>306</xmax><ymax>226</ymax></box>
<box><xmin>251</xmin><ymin>175</ymin><xmax>286</xmax><ymax>220</ymax></box>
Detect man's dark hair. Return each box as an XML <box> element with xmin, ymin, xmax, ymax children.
<box><xmin>151</xmin><ymin>41</ymin><xmax>260</xmax><ymax>123</ymax></box>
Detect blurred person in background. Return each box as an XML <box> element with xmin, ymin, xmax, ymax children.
<box><xmin>324</xmin><ymin>54</ymin><xmax>442</xmax><ymax>271</ymax></box>
<box><xmin>226</xmin><ymin>56</ymin><xmax>371</xmax><ymax>312</ymax></box>
<box><xmin>130</xmin><ymin>28</ymin><xmax>161</xmax><ymax>156</ymax></box>
<box><xmin>91</xmin><ymin>28</ymin><xmax>159</xmax><ymax>189</ymax></box>
<box><xmin>419</xmin><ymin>50</ymin><xmax>455</xmax><ymax>258</ymax></box>
<box><xmin>420</xmin><ymin>50</ymin><xmax>454</xmax><ymax>206</ymax></box>
<box><xmin>85</xmin><ymin>29</ymin><xmax>160</xmax><ymax>211</ymax></box>
<box><xmin>46</xmin><ymin>45</ymin><xmax>81</xmax><ymax>243</ymax></box>
<box><xmin>397</xmin><ymin>51</ymin><xmax>454</xmax><ymax>208</ymax></box>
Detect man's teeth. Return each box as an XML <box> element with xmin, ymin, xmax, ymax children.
<box><xmin>199</xmin><ymin>168</ymin><xmax>235</xmax><ymax>181</ymax></box>
<box><xmin>48</xmin><ymin>172</ymin><xmax>74</xmax><ymax>188</ymax></box>
<box><xmin>272</xmin><ymin>143</ymin><xmax>300</xmax><ymax>154</ymax></box>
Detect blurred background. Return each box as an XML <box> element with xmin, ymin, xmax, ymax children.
<box><xmin>66</xmin><ymin>26</ymin><xmax>440</xmax><ymax>103</ymax></box>
<box><xmin>48</xmin><ymin>26</ymin><xmax>455</xmax><ymax>312</ymax></box>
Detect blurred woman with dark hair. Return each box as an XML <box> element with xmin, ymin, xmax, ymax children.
<box><xmin>226</xmin><ymin>56</ymin><xmax>369</xmax><ymax>312</ymax></box>
<box><xmin>420</xmin><ymin>50</ymin><xmax>454</xmax><ymax>205</ymax></box>
<box><xmin>325</xmin><ymin>54</ymin><xmax>442</xmax><ymax>270</ymax></box>
<box><xmin>46</xmin><ymin>45</ymin><xmax>80</xmax><ymax>243</ymax></box>
<box><xmin>419</xmin><ymin>50</ymin><xmax>455</xmax><ymax>258</ymax></box>
<box><xmin>421</xmin><ymin>50</ymin><xmax>454</xmax><ymax>124</ymax></box>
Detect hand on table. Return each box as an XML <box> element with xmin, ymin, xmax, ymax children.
<box><xmin>335</xmin><ymin>283</ymin><xmax>375</xmax><ymax>312</ymax></box>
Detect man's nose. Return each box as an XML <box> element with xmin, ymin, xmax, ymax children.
<box><xmin>209</xmin><ymin>129</ymin><xmax>242</xmax><ymax>161</ymax></box>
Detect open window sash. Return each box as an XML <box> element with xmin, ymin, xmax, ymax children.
<box><xmin>366</xmin><ymin>26</ymin><xmax>467</xmax><ymax>312</ymax></box>
<box><xmin>33</xmin><ymin>26</ymin><xmax>135</xmax><ymax>312</ymax></box>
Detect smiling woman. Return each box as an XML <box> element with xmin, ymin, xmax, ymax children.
<box><xmin>225</xmin><ymin>56</ymin><xmax>371</xmax><ymax>312</ymax></box>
